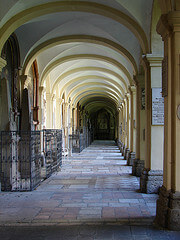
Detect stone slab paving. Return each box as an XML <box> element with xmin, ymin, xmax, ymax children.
<box><xmin>0</xmin><ymin>225</ymin><xmax>180</xmax><ymax>240</ymax></box>
<box><xmin>0</xmin><ymin>140</ymin><xmax>180</xmax><ymax>238</ymax></box>
<box><xmin>0</xmin><ymin>140</ymin><xmax>159</xmax><ymax>225</ymax></box>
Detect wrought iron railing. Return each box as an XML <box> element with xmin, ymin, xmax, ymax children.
<box><xmin>0</xmin><ymin>129</ymin><xmax>62</xmax><ymax>191</ymax></box>
<box><xmin>42</xmin><ymin>129</ymin><xmax>62</xmax><ymax>178</ymax></box>
<box><xmin>0</xmin><ymin>131</ymin><xmax>41</xmax><ymax>191</ymax></box>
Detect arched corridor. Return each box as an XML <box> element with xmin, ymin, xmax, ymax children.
<box><xmin>0</xmin><ymin>0</ymin><xmax>180</xmax><ymax>233</ymax></box>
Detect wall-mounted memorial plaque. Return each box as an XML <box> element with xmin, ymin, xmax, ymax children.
<box><xmin>152</xmin><ymin>88</ymin><xmax>164</xmax><ymax>125</ymax></box>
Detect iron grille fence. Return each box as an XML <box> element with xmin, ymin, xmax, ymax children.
<box><xmin>0</xmin><ymin>129</ymin><xmax>62</xmax><ymax>191</ymax></box>
<box><xmin>42</xmin><ymin>129</ymin><xmax>62</xmax><ymax>178</ymax></box>
<box><xmin>0</xmin><ymin>131</ymin><xmax>41</xmax><ymax>191</ymax></box>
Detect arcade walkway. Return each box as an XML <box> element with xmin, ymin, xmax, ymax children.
<box><xmin>1</xmin><ymin>141</ymin><xmax>180</xmax><ymax>239</ymax></box>
<box><xmin>0</xmin><ymin>141</ymin><xmax>158</xmax><ymax>225</ymax></box>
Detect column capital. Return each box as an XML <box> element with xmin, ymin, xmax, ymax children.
<box><xmin>168</xmin><ymin>11</ymin><xmax>180</xmax><ymax>31</ymax></box>
<box><xmin>146</xmin><ymin>54</ymin><xmax>163</xmax><ymax>67</ymax></box>
<box><xmin>130</xmin><ymin>85</ymin><xmax>136</xmax><ymax>93</ymax></box>
<box><xmin>19</xmin><ymin>75</ymin><xmax>31</xmax><ymax>89</ymax></box>
<box><xmin>157</xmin><ymin>12</ymin><xmax>180</xmax><ymax>41</ymax></box>
<box><xmin>0</xmin><ymin>57</ymin><xmax>6</xmax><ymax>73</ymax></box>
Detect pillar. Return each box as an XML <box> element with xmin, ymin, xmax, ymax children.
<box><xmin>52</xmin><ymin>94</ymin><xmax>56</xmax><ymax>129</ymax></box>
<box><xmin>155</xmin><ymin>11</ymin><xmax>180</xmax><ymax>230</ymax></box>
<box><xmin>140</xmin><ymin>54</ymin><xmax>164</xmax><ymax>194</ymax></box>
<box><xmin>46</xmin><ymin>93</ymin><xmax>53</xmax><ymax>129</ymax></box>
<box><xmin>56</xmin><ymin>97</ymin><xmax>63</xmax><ymax>129</ymax></box>
<box><xmin>125</xmin><ymin>93</ymin><xmax>131</xmax><ymax>161</ymax></box>
<box><xmin>128</xmin><ymin>86</ymin><xmax>136</xmax><ymax>166</ymax></box>
<box><xmin>0</xmin><ymin>57</ymin><xmax>8</xmax><ymax>130</ymax></box>
<box><xmin>38</xmin><ymin>86</ymin><xmax>44</xmax><ymax>130</ymax></box>
<box><xmin>132</xmin><ymin>75</ymin><xmax>146</xmax><ymax>177</ymax></box>
<box><xmin>64</xmin><ymin>102</ymin><xmax>69</xmax><ymax>148</ymax></box>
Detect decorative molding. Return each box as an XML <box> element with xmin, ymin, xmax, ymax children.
<box><xmin>146</xmin><ymin>54</ymin><xmax>163</xmax><ymax>67</ymax></box>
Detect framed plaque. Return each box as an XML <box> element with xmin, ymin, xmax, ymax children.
<box><xmin>152</xmin><ymin>88</ymin><xmax>164</xmax><ymax>125</ymax></box>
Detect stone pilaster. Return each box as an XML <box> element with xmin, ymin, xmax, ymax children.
<box><xmin>140</xmin><ymin>54</ymin><xmax>164</xmax><ymax>193</ymax></box>
<box><xmin>132</xmin><ymin>75</ymin><xmax>145</xmax><ymax>177</ymax></box>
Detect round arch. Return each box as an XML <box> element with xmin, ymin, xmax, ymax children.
<box><xmin>58</xmin><ymin>75</ymin><xmax>125</xmax><ymax>100</ymax></box>
<box><xmin>52</xmin><ymin>67</ymin><xmax>129</xmax><ymax>95</ymax></box>
<box><xmin>22</xmin><ymin>35</ymin><xmax>138</xmax><ymax>75</ymax></box>
<box><xmin>40</xmin><ymin>54</ymin><xmax>133</xmax><ymax>86</ymax></box>
<box><xmin>0</xmin><ymin>1</ymin><xmax>149</xmax><ymax>54</ymax></box>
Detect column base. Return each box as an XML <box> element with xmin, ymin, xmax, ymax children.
<box><xmin>132</xmin><ymin>159</ymin><xmax>145</xmax><ymax>177</ymax></box>
<box><xmin>155</xmin><ymin>186</ymin><xmax>180</xmax><ymax>230</ymax></box>
<box><xmin>125</xmin><ymin>148</ymin><xmax>130</xmax><ymax>160</ymax></box>
<box><xmin>123</xmin><ymin>146</ymin><xmax>126</xmax><ymax>157</ymax></box>
<box><xmin>140</xmin><ymin>169</ymin><xmax>163</xmax><ymax>193</ymax></box>
<box><xmin>128</xmin><ymin>152</ymin><xmax>136</xmax><ymax>166</ymax></box>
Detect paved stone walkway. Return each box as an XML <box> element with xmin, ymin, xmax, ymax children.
<box><xmin>0</xmin><ymin>140</ymin><xmax>158</xmax><ymax>225</ymax></box>
<box><xmin>1</xmin><ymin>225</ymin><xmax>180</xmax><ymax>240</ymax></box>
<box><xmin>0</xmin><ymin>140</ymin><xmax>180</xmax><ymax>239</ymax></box>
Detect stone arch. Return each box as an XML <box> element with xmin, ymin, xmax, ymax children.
<box><xmin>0</xmin><ymin>1</ymin><xmax>149</xmax><ymax>54</ymax></box>
<box><xmin>40</xmin><ymin>54</ymin><xmax>133</xmax><ymax>87</ymax></box>
<box><xmin>22</xmin><ymin>35</ymin><xmax>138</xmax><ymax>75</ymax></box>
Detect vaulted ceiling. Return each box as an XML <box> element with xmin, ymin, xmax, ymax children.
<box><xmin>0</xmin><ymin>0</ymin><xmax>159</xmax><ymax>116</ymax></box>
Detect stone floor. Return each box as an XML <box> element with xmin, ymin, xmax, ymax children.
<box><xmin>1</xmin><ymin>225</ymin><xmax>180</xmax><ymax>240</ymax></box>
<box><xmin>0</xmin><ymin>140</ymin><xmax>179</xmax><ymax>239</ymax></box>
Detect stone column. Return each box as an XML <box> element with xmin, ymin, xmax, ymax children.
<box><xmin>117</xmin><ymin>108</ymin><xmax>121</xmax><ymax>148</ymax></box>
<box><xmin>125</xmin><ymin>93</ymin><xmax>131</xmax><ymax>161</ymax></box>
<box><xmin>64</xmin><ymin>102</ymin><xmax>69</xmax><ymax>148</ymax></box>
<box><xmin>38</xmin><ymin>86</ymin><xmax>44</xmax><ymax>130</ymax></box>
<box><xmin>68</xmin><ymin>104</ymin><xmax>73</xmax><ymax>135</ymax></box>
<box><xmin>46</xmin><ymin>93</ymin><xmax>53</xmax><ymax>129</ymax></box>
<box><xmin>56</xmin><ymin>97</ymin><xmax>63</xmax><ymax>129</ymax></box>
<box><xmin>52</xmin><ymin>94</ymin><xmax>56</xmax><ymax>129</ymax></box>
<box><xmin>121</xmin><ymin>101</ymin><xmax>125</xmax><ymax>156</ymax></box>
<box><xmin>0</xmin><ymin>57</ymin><xmax>7</xmax><ymax>130</ymax></box>
<box><xmin>74</xmin><ymin>107</ymin><xmax>78</xmax><ymax>133</ymax></box>
<box><xmin>0</xmin><ymin>58</ymin><xmax>6</xmax><ymax>190</ymax></box>
<box><xmin>140</xmin><ymin>55</ymin><xmax>164</xmax><ymax>194</ymax></box>
<box><xmin>132</xmin><ymin>76</ymin><xmax>146</xmax><ymax>177</ymax></box>
<box><xmin>128</xmin><ymin>86</ymin><xmax>136</xmax><ymax>166</ymax></box>
<box><xmin>155</xmin><ymin>11</ymin><xmax>180</xmax><ymax>230</ymax></box>
<box><xmin>19</xmin><ymin>75</ymin><xmax>31</xmax><ymax>108</ymax></box>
